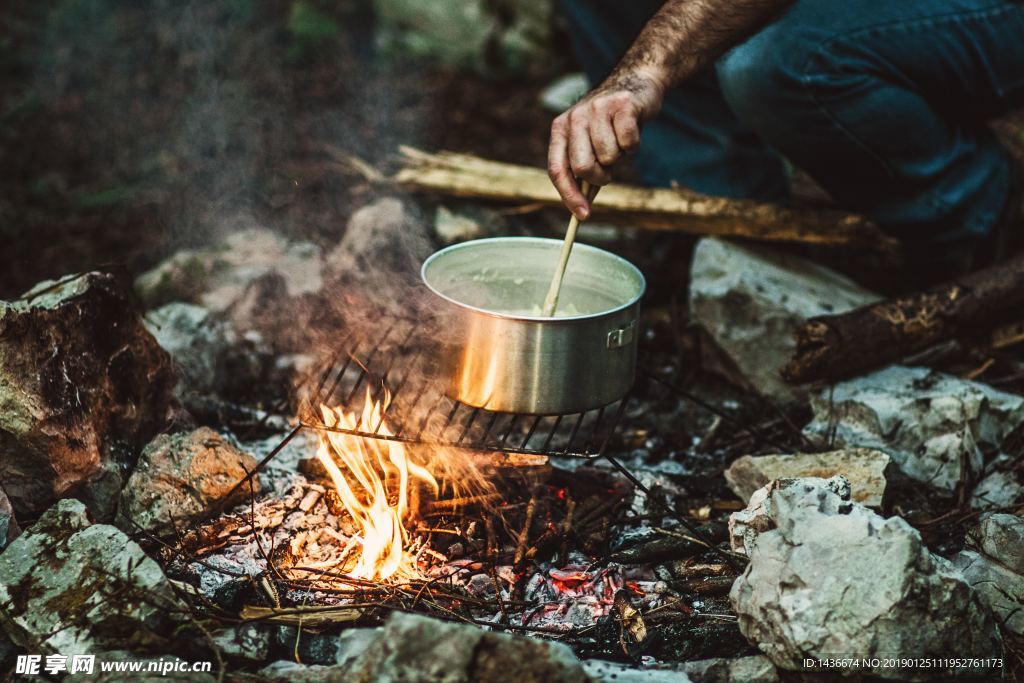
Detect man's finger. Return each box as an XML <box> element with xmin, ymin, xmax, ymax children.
<box><xmin>568</xmin><ymin>117</ymin><xmax>610</xmax><ymax>189</ymax></box>
<box><xmin>589</xmin><ymin>105</ymin><xmax>621</xmax><ymax>167</ymax></box>
<box><xmin>612</xmin><ymin>108</ymin><xmax>641</xmax><ymax>152</ymax></box>
<box><xmin>548</xmin><ymin>118</ymin><xmax>587</xmax><ymax>218</ymax></box>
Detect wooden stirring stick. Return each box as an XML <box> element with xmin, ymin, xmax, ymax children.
<box><xmin>542</xmin><ymin>181</ymin><xmax>601</xmax><ymax>317</ymax></box>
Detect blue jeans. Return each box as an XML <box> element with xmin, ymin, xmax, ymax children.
<box><xmin>561</xmin><ymin>0</ymin><xmax>1024</xmax><ymax>253</ymax></box>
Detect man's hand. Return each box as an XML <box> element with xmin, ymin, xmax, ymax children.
<box><xmin>548</xmin><ymin>73</ymin><xmax>665</xmax><ymax>220</ymax></box>
<box><xmin>547</xmin><ymin>0</ymin><xmax>793</xmax><ymax>219</ymax></box>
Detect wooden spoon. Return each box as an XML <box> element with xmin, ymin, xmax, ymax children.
<box><xmin>542</xmin><ymin>181</ymin><xmax>601</xmax><ymax>317</ymax></box>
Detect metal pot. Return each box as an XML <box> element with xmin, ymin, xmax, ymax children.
<box><xmin>421</xmin><ymin>237</ymin><xmax>645</xmax><ymax>415</ymax></box>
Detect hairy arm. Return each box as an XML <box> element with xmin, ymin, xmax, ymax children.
<box><xmin>549</xmin><ymin>0</ymin><xmax>795</xmax><ymax>218</ymax></box>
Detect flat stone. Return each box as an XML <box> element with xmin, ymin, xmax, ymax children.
<box><xmin>804</xmin><ymin>365</ymin><xmax>1024</xmax><ymax>492</ymax></box>
<box><xmin>725</xmin><ymin>449</ymin><xmax>890</xmax><ymax>507</ymax></box>
<box><xmin>119</xmin><ymin>428</ymin><xmax>259</xmax><ymax>534</ymax></box>
<box><xmin>0</xmin><ymin>272</ymin><xmax>175</xmax><ymax>515</ymax></box>
<box><xmin>689</xmin><ymin>238</ymin><xmax>878</xmax><ymax>401</ymax></box>
<box><xmin>0</xmin><ymin>499</ymin><xmax>186</xmax><ymax>654</ymax></box>
<box><xmin>729</xmin><ymin>478</ymin><xmax>1002</xmax><ymax>680</ymax></box>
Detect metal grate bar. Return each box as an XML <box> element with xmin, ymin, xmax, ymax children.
<box><xmin>303</xmin><ymin>318</ymin><xmax>632</xmax><ymax>459</ymax></box>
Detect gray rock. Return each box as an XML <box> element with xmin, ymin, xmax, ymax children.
<box><xmin>326</xmin><ymin>197</ymin><xmax>433</xmax><ymax>281</ymax></box>
<box><xmin>134</xmin><ymin>228</ymin><xmax>323</xmax><ymax>315</ymax></box>
<box><xmin>0</xmin><ymin>486</ymin><xmax>19</xmax><ymax>551</ymax></box>
<box><xmin>210</xmin><ymin>623</ymin><xmax>270</xmax><ymax>662</ymax></box>
<box><xmin>0</xmin><ymin>273</ymin><xmax>175</xmax><ymax>515</ymax></box>
<box><xmin>951</xmin><ymin>549</ymin><xmax>1024</xmax><ymax>636</ymax></box>
<box><xmin>335</xmin><ymin>626</ymin><xmax>383</xmax><ymax>668</ymax></box>
<box><xmin>804</xmin><ymin>366</ymin><xmax>1024</xmax><ymax>492</ymax></box>
<box><xmin>950</xmin><ymin>513</ymin><xmax>1024</xmax><ymax>635</ymax></box>
<box><xmin>725</xmin><ymin>449</ymin><xmax>889</xmax><ymax>508</ymax></box>
<box><xmin>349</xmin><ymin>612</ymin><xmax>587</xmax><ymax>682</ymax></box>
<box><xmin>583</xmin><ymin>660</ymin><xmax>692</xmax><ymax>682</ymax></box>
<box><xmin>540</xmin><ymin>72</ymin><xmax>590</xmax><ymax>113</ymax></box>
<box><xmin>0</xmin><ymin>499</ymin><xmax>187</xmax><ymax>654</ymax></box>
<box><xmin>143</xmin><ymin>302</ymin><xmax>272</xmax><ymax>401</ymax></box>
<box><xmin>728</xmin><ymin>475</ymin><xmax>852</xmax><ymax>555</ymax></box>
<box><xmin>374</xmin><ymin>0</ymin><xmax>554</xmax><ymax>77</ymax></box>
<box><xmin>689</xmin><ymin>238</ymin><xmax>878</xmax><ymax>401</ymax></box>
<box><xmin>433</xmin><ymin>205</ymin><xmax>487</xmax><ymax>245</ymax></box>
<box><xmin>71</xmin><ymin>461</ymin><xmax>123</xmax><ymax>524</ymax></box>
<box><xmin>258</xmin><ymin>661</ymin><xmax>347</xmax><ymax>683</ymax></box>
<box><xmin>119</xmin><ymin>428</ymin><xmax>259</xmax><ymax>534</ymax></box>
<box><xmin>971</xmin><ymin>467</ymin><xmax>1024</xmax><ymax>510</ymax></box>
<box><xmin>681</xmin><ymin>655</ymin><xmax>779</xmax><ymax>683</ymax></box>
<box><xmin>729</xmin><ymin>478</ymin><xmax>1002</xmax><ymax>679</ymax></box>
<box><xmin>968</xmin><ymin>513</ymin><xmax>1024</xmax><ymax>574</ymax></box>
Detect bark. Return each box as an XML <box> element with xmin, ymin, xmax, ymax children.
<box><xmin>782</xmin><ymin>254</ymin><xmax>1024</xmax><ymax>384</ymax></box>
<box><xmin>393</xmin><ymin>147</ymin><xmax>897</xmax><ymax>251</ymax></box>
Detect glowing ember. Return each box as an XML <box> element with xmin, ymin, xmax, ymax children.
<box><xmin>315</xmin><ymin>388</ymin><xmax>438</xmax><ymax>581</ymax></box>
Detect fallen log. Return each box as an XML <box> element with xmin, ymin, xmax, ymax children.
<box><xmin>393</xmin><ymin>147</ymin><xmax>898</xmax><ymax>251</ymax></box>
<box><xmin>782</xmin><ymin>254</ymin><xmax>1024</xmax><ymax>384</ymax></box>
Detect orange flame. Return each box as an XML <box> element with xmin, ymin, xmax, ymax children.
<box><xmin>315</xmin><ymin>388</ymin><xmax>438</xmax><ymax>581</ymax></box>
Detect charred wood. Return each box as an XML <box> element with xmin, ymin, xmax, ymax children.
<box><xmin>783</xmin><ymin>254</ymin><xmax>1024</xmax><ymax>384</ymax></box>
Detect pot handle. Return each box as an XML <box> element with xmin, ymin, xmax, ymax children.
<box><xmin>606</xmin><ymin>320</ymin><xmax>638</xmax><ymax>349</ymax></box>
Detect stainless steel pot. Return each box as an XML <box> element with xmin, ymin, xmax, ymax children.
<box><xmin>421</xmin><ymin>237</ymin><xmax>645</xmax><ymax>415</ymax></box>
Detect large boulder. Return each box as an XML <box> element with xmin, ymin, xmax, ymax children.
<box><xmin>374</xmin><ymin>0</ymin><xmax>555</xmax><ymax>77</ymax></box>
<box><xmin>689</xmin><ymin>238</ymin><xmax>878</xmax><ymax>401</ymax></box>
<box><xmin>119</xmin><ymin>428</ymin><xmax>259</xmax><ymax>534</ymax></box>
<box><xmin>729</xmin><ymin>478</ymin><xmax>1002</xmax><ymax>680</ymax></box>
<box><xmin>804</xmin><ymin>366</ymin><xmax>1024</xmax><ymax>492</ymax></box>
<box><xmin>0</xmin><ymin>499</ymin><xmax>186</xmax><ymax>654</ymax></box>
<box><xmin>0</xmin><ymin>273</ymin><xmax>175</xmax><ymax>515</ymax></box>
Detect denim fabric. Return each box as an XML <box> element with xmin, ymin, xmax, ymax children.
<box><xmin>560</xmin><ymin>0</ymin><xmax>1024</xmax><ymax>249</ymax></box>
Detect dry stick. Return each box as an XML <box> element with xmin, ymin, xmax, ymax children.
<box><xmin>542</xmin><ymin>181</ymin><xmax>599</xmax><ymax>316</ymax></box>
<box><xmin>485</xmin><ymin>515</ymin><xmax>509</xmax><ymax>623</ymax></box>
<box><xmin>559</xmin><ymin>497</ymin><xmax>576</xmax><ymax>567</ymax></box>
<box><xmin>513</xmin><ymin>489</ymin><xmax>539</xmax><ymax>565</ymax></box>
<box><xmin>393</xmin><ymin>147</ymin><xmax>895</xmax><ymax>250</ymax></box>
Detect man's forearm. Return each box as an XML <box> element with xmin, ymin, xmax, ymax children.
<box><xmin>609</xmin><ymin>0</ymin><xmax>795</xmax><ymax>93</ymax></box>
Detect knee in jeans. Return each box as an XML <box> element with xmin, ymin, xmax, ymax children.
<box><xmin>716</xmin><ymin>26</ymin><xmax>812</xmax><ymax>126</ymax></box>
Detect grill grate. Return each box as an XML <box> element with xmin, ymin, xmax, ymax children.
<box><xmin>299</xmin><ymin>316</ymin><xmax>631</xmax><ymax>459</ymax></box>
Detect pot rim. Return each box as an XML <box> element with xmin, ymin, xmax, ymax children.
<box><xmin>421</xmin><ymin>236</ymin><xmax>646</xmax><ymax>323</ymax></box>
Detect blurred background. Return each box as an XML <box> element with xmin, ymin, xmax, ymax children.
<box><xmin>0</xmin><ymin>0</ymin><xmax>575</xmax><ymax>298</ymax></box>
